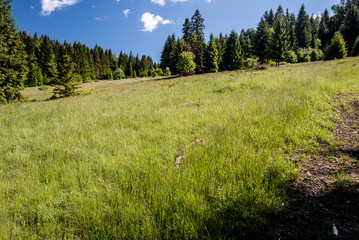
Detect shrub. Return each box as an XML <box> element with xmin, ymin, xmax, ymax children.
<box><xmin>285</xmin><ymin>51</ymin><xmax>298</xmax><ymax>63</ymax></box>
<box><xmin>163</xmin><ymin>67</ymin><xmax>171</xmax><ymax>76</ymax></box>
<box><xmin>244</xmin><ymin>58</ymin><xmax>259</xmax><ymax>69</ymax></box>
<box><xmin>324</xmin><ymin>32</ymin><xmax>348</xmax><ymax>60</ymax></box>
<box><xmin>297</xmin><ymin>48</ymin><xmax>311</xmax><ymax>62</ymax></box>
<box><xmin>113</xmin><ymin>68</ymin><xmax>125</xmax><ymax>80</ymax></box>
<box><xmin>310</xmin><ymin>49</ymin><xmax>323</xmax><ymax>61</ymax></box>
<box><xmin>177</xmin><ymin>51</ymin><xmax>196</xmax><ymax>76</ymax></box>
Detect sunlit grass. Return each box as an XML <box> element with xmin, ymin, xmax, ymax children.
<box><xmin>2</xmin><ymin>58</ymin><xmax>359</xmax><ymax>238</ymax></box>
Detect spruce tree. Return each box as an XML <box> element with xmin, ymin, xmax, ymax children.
<box><xmin>0</xmin><ymin>0</ymin><xmax>27</xmax><ymax>102</ymax></box>
<box><xmin>253</xmin><ymin>18</ymin><xmax>271</xmax><ymax>62</ymax></box>
<box><xmin>160</xmin><ymin>34</ymin><xmax>175</xmax><ymax>70</ymax></box>
<box><xmin>206</xmin><ymin>34</ymin><xmax>219</xmax><ymax>73</ymax></box>
<box><xmin>324</xmin><ymin>31</ymin><xmax>348</xmax><ymax>60</ymax></box>
<box><xmin>190</xmin><ymin>10</ymin><xmax>206</xmax><ymax>74</ymax></box>
<box><xmin>340</xmin><ymin>3</ymin><xmax>359</xmax><ymax>53</ymax></box>
<box><xmin>296</xmin><ymin>4</ymin><xmax>312</xmax><ymax>48</ymax></box>
<box><xmin>271</xmin><ymin>14</ymin><xmax>290</xmax><ymax>67</ymax></box>
<box><xmin>53</xmin><ymin>52</ymin><xmax>79</xmax><ymax>97</ymax></box>
<box><xmin>223</xmin><ymin>30</ymin><xmax>243</xmax><ymax>70</ymax></box>
<box><xmin>38</xmin><ymin>36</ymin><xmax>58</xmax><ymax>84</ymax></box>
<box><xmin>182</xmin><ymin>18</ymin><xmax>192</xmax><ymax>44</ymax></box>
<box><xmin>319</xmin><ymin>9</ymin><xmax>331</xmax><ymax>48</ymax></box>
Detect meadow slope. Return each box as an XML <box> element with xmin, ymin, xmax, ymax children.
<box><xmin>1</xmin><ymin>58</ymin><xmax>359</xmax><ymax>239</ymax></box>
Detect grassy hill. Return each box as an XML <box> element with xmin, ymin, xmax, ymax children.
<box><xmin>1</xmin><ymin>58</ymin><xmax>359</xmax><ymax>239</ymax></box>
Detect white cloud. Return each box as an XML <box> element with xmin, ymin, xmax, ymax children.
<box><xmin>40</xmin><ymin>0</ymin><xmax>81</xmax><ymax>16</ymax></box>
<box><xmin>169</xmin><ymin>0</ymin><xmax>188</xmax><ymax>2</ymax></box>
<box><xmin>151</xmin><ymin>0</ymin><xmax>166</xmax><ymax>6</ymax></box>
<box><xmin>141</xmin><ymin>12</ymin><xmax>174</xmax><ymax>32</ymax></box>
<box><xmin>123</xmin><ymin>9</ymin><xmax>130</xmax><ymax>17</ymax></box>
<box><xmin>115</xmin><ymin>0</ymin><xmax>121</xmax><ymax>3</ymax></box>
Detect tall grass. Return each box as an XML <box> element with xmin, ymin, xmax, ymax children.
<box><xmin>1</xmin><ymin>58</ymin><xmax>358</xmax><ymax>238</ymax></box>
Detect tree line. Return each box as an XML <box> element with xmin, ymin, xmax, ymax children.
<box><xmin>0</xmin><ymin>0</ymin><xmax>165</xmax><ymax>102</ymax></box>
<box><xmin>161</xmin><ymin>0</ymin><xmax>359</xmax><ymax>74</ymax></box>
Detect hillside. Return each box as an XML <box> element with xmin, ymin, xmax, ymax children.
<box><xmin>1</xmin><ymin>58</ymin><xmax>359</xmax><ymax>239</ymax></box>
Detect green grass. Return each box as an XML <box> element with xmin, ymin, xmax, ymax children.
<box><xmin>1</xmin><ymin>58</ymin><xmax>359</xmax><ymax>239</ymax></box>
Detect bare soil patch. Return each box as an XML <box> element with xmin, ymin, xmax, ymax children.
<box><xmin>269</xmin><ymin>94</ymin><xmax>359</xmax><ymax>240</ymax></box>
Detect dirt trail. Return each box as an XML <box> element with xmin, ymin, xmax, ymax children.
<box><xmin>270</xmin><ymin>95</ymin><xmax>359</xmax><ymax>240</ymax></box>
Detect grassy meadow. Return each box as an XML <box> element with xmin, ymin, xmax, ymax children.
<box><xmin>1</xmin><ymin>58</ymin><xmax>359</xmax><ymax>239</ymax></box>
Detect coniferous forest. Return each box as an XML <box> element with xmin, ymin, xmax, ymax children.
<box><xmin>1</xmin><ymin>0</ymin><xmax>359</xmax><ymax>102</ymax></box>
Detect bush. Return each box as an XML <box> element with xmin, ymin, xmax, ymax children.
<box><xmin>285</xmin><ymin>51</ymin><xmax>298</xmax><ymax>63</ymax></box>
<box><xmin>310</xmin><ymin>49</ymin><xmax>323</xmax><ymax>61</ymax></box>
<box><xmin>324</xmin><ymin>32</ymin><xmax>348</xmax><ymax>60</ymax></box>
<box><xmin>163</xmin><ymin>67</ymin><xmax>171</xmax><ymax>76</ymax></box>
<box><xmin>150</xmin><ymin>68</ymin><xmax>163</xmax><ymax>77</ymax></box>
<box><xmin>113</xmin><ymin>68</ymin><xmax>125</xmax><ymax>80</ymax></box>
<box><xmin>244</xmin><ymin>58</ymin><xmax>258</xmax><ymax>69</ymax></box>
<box><xmin>351</xmin><ymin>35</ymin><xmax>359</xmax><ymax>56</ymax></box>
<box><xmin>177</xmin><ymin>51</ymin><xmax>196</xmax><ymax>75</ymax></box>
<box><xmin>297</xmin><ymin>48</ymin><xmax>311</xmax><ymax>62</ymax></box>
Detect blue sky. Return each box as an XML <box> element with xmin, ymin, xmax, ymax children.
<box><xmin>12</xmin><ymin>0</ymin><xmax>340</xmax><ymax>62</ymax></box>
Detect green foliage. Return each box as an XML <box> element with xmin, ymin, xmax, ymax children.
<box><xmin>325</xmin><ymin>32</ymin><xmax>348</xmax><ymax>60</ymax></box>
<box><xmin>244</xmin><ymin>58</ymin><xmax>258</xmax><ymax>69</ymax></box>
<box><xmin>351</xmin><ymin>35</ymin><xmax>359</xmax><ymax>56</ymax></box>
<box><xmin>176</xmin><ymin>51</ymin><xmax>196</xmax><ymax>75</ymax></box>
<box><xmin>163</xmin><ymin>67</ymin><xmax>171</xmax><ymax>76</ymax></box>
<box><xmin>271</xmin><ymin>14</ymin><xmax>290</xmax><ymax>66</ymax></box>
<box><xmin>113</xmin><ymin>68</ymin><xmax>125</xmax><ymax>80</ymax></box>
<box><xmin>296</xmin><ymin>4</ymin><xmax>312</xmax><ymax>48</ymax></box>
<box><xmin>223</xmin><ymin>30</ymin><xmax>243</xmax><ymax>70</ymax></box>
<box><xmin>310</xmin><ymin>49</ymin><xmax>323</xmax><ymax>61</ymax></box>
<box><xmin>52</xmin><ymin>54</ymin><xmax>79</xmax><ymax>98</ymax></box>
<box><xmin>0</xmin><ymin>0</ymin><xmax>27</xmax><ymax>103</ymax></box>
<box><xmin>150</xmin><ymin>68</ymin><xmax>163</xmax><ymax>77</ymax></box>
<box><xmin>206</xmin><ymin>34</ymin><xmax>219</xmax><ymax>72</ymax></box>
<box><xmin>340</xmin><ymin>3</ymin><xmax>359</xmax><ymax>53</ymax></box>
<box><xmin>253</xmin><ymin>18</ymin><xmax>271</xmax><ymax>62</ymax></box>
<box><xmin>285</xmin><ymin>51</ymin><xmax>298</xmax><ymax>63</ymax></box>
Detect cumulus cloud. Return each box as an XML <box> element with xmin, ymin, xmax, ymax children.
<box><xmin>141</xmin><ymin>12</ymin><xmax>174</xmax><ymax>32</ymax></box>
<box><xmin>40</xmin><ymin>0</ymin><xmax>81</xmax><ymax>16</ymax></box>
<box><xmin>123</xmin><ymin>9</ymin><xmax>130</xmax><ymax>17</ymax></box>
<box><xmin>169</xmin><ymin>0</ymin><xmax>188</xmax><ymax>2</ymax></box>
<box><xmin>151</xmin><ymin>0</ymin><xmax>166</xmax><ymax>6</ymax></box>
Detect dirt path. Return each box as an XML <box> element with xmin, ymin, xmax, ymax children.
<box><xmin>270</xmin><ymin>95</ymin><xmax>359</xmax><ymax>240</ymax></box>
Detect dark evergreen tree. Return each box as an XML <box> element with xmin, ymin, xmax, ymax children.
<box><xmin>160</xmin><ymin>34</ymin><xmax>175</xmax><ymax>71</ymax></box>
<box><xmin>351</xmin><ymin>35</ymin><xmax>359</xmax><ymax>56</ymax></box>
<box><xmin>53</xmin><ymin>51</ymin><xmax>79</xmax><ymax>97</ymax></box>
<box><xmin>319</xmin><ymin>9</ymin><xmax>331</xmax><ymax>48</ymax></box>
<box><xmin>223</xmin><ymin>30</ymin><xmax>243</xmax><ymax>70</ymax></box>
<box><xmin>296</xmin><ymin>4</ymin><xmax>312</xmax><ymax>48</ymax></box>
<box><xmin>324</xmin><ymin>31</ymin><xmax>348</xmax><ymax>60</ymax></box>
<box><xmin>38</xmin><ymin>36</ymin><xmax>58</xmax><ymax>84</ymax></box>
<box><xmin>253</xmin><ymin>18</ymin><xmax>271</xmax><ymax>62</ymax></box>
<box><xmin>205</xmin><ymin>34</ymin><xmax>219</xmax><ymax>73</ymax></box>
<box><xmin>0</xmin><ymin>0</ymin><xmax>27</xmax><ymax>102</ymax></box>
<box><xmin>169</xmin><ymin>38</ymin><xmax>189</xmax><ymax>75</ymax></box>
<box><xmin>264</xmin><ymin>9</ymin><xmax>275</xmax><ymax>26</ymax></box>
<box><xmin>271</xmin><ymin>14</ymin><xmax>290</xmax><ymax>67</ymax></box>
<box><xmin>340</xmin><ymin>3</ymin><xmax>359</xmax><ymax>53</ymax></box>
<box><xmin>182</xmin><ymin>18</ymin><xmax>192</xmax><ymax>44</ymax></box>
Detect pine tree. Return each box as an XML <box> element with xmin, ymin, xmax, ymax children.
<box><xmin>38</xmin><ymin>36</ymin><xmax>58</xmax><ymax>84</ymax></box>
<box><xmin>169</xmin><ymin>38</ymin><xmax>189</xmax><ymax>75</ymax></box>
<box><xmin>190</xmin><ymin>10</ymin><xmax>206</xmax><ymax>74</ymax></box>
<box><xmin>319</xmin><ymin>9</ymin><xmax>331</xmax><ymax>48</ymax></box>
<box><xmin>296</xmin><ymin>4</ymin><xmax>312</xmax><ymax>48</ymax></box>
<box><xmin>0</xmin><ymin>0</ymin><xmax>27</xmax><ymax>102</ymax></box>
<box><xmin>271</xmin><ymin>14</ymin><xmax>290</xmax><ymax>67</ymax></box>
<box><xmin>182</xmin><ymin>18</ymin><xmax>192</xmax><ymax>44</ymax></box>
<box><xmin>253</xmin><ymin>18</ymin><xmax>271</xmax><ymax>62</ymax></box>
<box><xmin>53</xmin><ymin>52</ymin><xmax>79</xmax><ymax>97</ymax></box>
<box><xmin>340</xmin><ymin>3</ymin><xmax>359</xmax><ymax>53</ymax></box>
<box><xmin>324</xmin><ymin>31</ymin><xmax>348</xmax><ymax>60</ymax></box>
<box><xmin>223</xmin><ymin>30</ymin><xmax>243</xmax><ymax>70</ymax></box>
<box><xmin>206</xmin><ymin>34</ymin><xmax>219</xmax><ymax>73</ymax></box>
<box><xmin>160</xmin><ymin>34</ymin><xmax>175</xmax><ymax>71</ymax></box>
